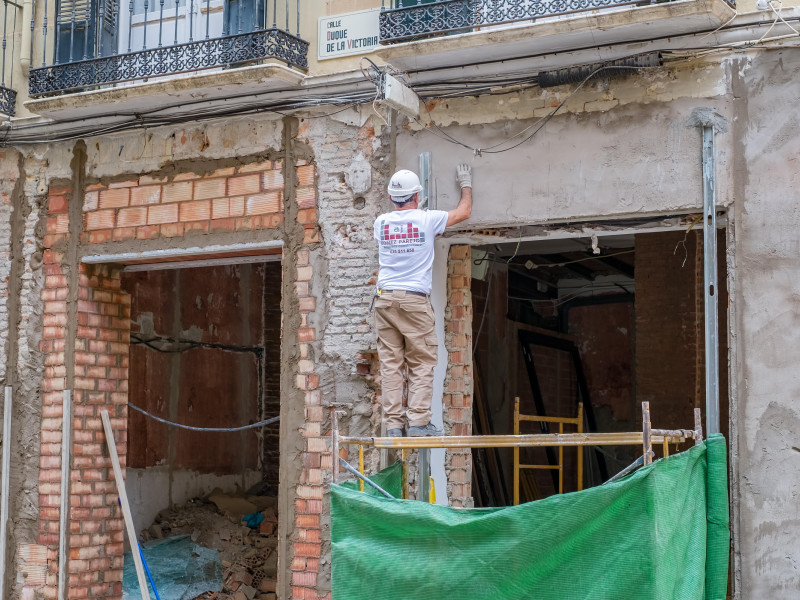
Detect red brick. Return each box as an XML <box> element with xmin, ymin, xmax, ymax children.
<box><xmin>246</xmin><ymin>192</ymin><xmax>281</xmax><ymax>215</ymax></box>
<box><xmin>162</xmin><ymin>181</ymin><xmax>194</xmax><ymax>203</ymax></box>
<box><xmin>211</xmin><ymin>198</ymin><xmax>229</xmax><ymax>219</ymax></box>
<box><xmin>209</xmin><ymin>218</ymin><xmax>235</xmax><ymax>232</ymax></box>
<box><xmin>130</xmin><ymin>185</ymin><xmax>162</xmax><ymax>206</ymax></box>
<box><xmin>49</xmin><ymin>195</ymin><xmax>69</xmax><ymax>214</ymax></box>
<box><xmin>98</xmin><ymin>188</ymin><xmax>130</xmax><ymax>209</ymax></box>
<box><xmin>85</xmin><ymin>210</ymin><xmax>115</xmax><ymax>230</ymax></box>
<box><xmin>229</xmin><ymin>196</ymin><xmax>245</xmax><ymax>216</ymax></box>
<box><xmin>117</xmin><ymin>206</ymin><xmax>147</xmax><ymax>228</ymax></box>
<box><xmin>194</xmin><ymin>178</ymin><xmax>226</xmax><ymax>200</ymax></box>
<box><xmin>112</xmin><ymin>226</ymin><xmax>137</xmax><ymax>242</ymax></box>
<box><xmin>238</xmin><ymin>160</ymin><xmax>273</xmax><ymax>174</ymax></box>
<box><xmin>136</xmin><ymin>225</ymin><xmax>160</xmax><ymax>239</ymax></box>
<box><xmin>160</xmin><ymin>223</ymin><xmax>185</xmax><ymax>237</ymax></box>
<box><xmin>179</xmin><ymin>200</ymin><xmax>210</xmax><ymax>222</ymax></box>
<box><xmin>185</xmin><ymin>221</ymin><xmax>210</xmax><ymax>234</ymax></box>
<box><xmin>148</xmin><ymin>203</ymin><xmax>178</xmax><ymax>225</ymax></box>
<box><xmin>296</xmin><ymin>187</ymin><xmax>316</xmax><ymax>209</ymax></box>
<box><xmin>108</xmin><ymin>179</ymin><xmax>138</xmax><ymax>189</ymax></box>
<box><xmin>227</xmin><ymin>174</ymin><xmax>261</xmax><ymax>196</ymax></box>
<box><xmin>262</xmin><ymin>170</ymin><xmax>285</xmax><ymax>189</ymax></box>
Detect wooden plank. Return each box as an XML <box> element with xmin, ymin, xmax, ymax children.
<box><xmin>58</xmin><ymin>391</ymin><xmax>72</xmax><ymax>600</ymax></box>
<box><xmin>0</xmin><ymin>387</ymin><xmax>11</xmax><ymax>600</ymax></box>
<box><xmin>101</xmin><ymin>410</ymin><xmax>149</xmax><ymax>600</ymax></box>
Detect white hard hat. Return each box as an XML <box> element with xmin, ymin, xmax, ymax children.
<box><xmin>387</xmin><ymin>169</ymin><xmax>423</xmax><ymax>197</ymax></box>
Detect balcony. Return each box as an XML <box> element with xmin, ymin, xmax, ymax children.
<box><xmin>376</xmin><ymin>0</ymin><xmax>736</xmax><ymax>72</ymax></box>
<box><xmin>379</xmin><ymin>0</ymin><xmax>736</xmax><ymax>44</ymax></box>
<box><xmin>29</xmin><ymin>0</ymin><xmax>309</xmax><ymax>98</ymax></box>
<box><xmin>1</xmin><ymin>0</ymin><xmax>21</xmax><ymax>115</ymax></box>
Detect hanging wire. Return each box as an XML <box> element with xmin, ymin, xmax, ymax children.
<box><xmin>128</xmin><ymin>402</ymin><xmax>280</xmax><ymax>432</ymax></box>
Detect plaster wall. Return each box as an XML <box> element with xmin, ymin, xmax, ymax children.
<box><xmin>729</xmin><ymin>48</ymin><xmax>800</xmax><ymax>600</ymax></box>
<box><xmin>397</xmin><ymin>62</ymin><xmax>733</xmax><ymax>227</ymax></box>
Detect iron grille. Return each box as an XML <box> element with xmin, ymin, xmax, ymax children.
<box><xmin>379</xmin><ymin>0</ymin><xmax>735</xmax><ymax>44</ymax></box>
<box><xmin>30</xmin><ymin>0</ymin><xmax>308</xmax><ymax>97</ymax></box>
<box><xmin>0</xmin><ymin>85</ymin><xmax>15</xmax><ymax>115</ymax></box>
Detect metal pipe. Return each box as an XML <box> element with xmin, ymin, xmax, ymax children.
<box><xmin>358</xmin><ymin>445</ymin><xmax>364</xmax><ymax>493</ymax></box>
<box><xmin>603</xmin><ymin>456</ymin><xmax>645</xmax><ymax>485</ymax></box>
<box><xmin>2</xmin><ymin>0</ymin><xmax>8</xmax><ymax>86</ymax></box>
<box><xmin>338</xmin><ymin>459</ymin><xmax>394</xmax><ymax>499</ymax></box>
<box><xmin>642</xmin><ymin>402</ymin><xmax>652</xmax><ymax>465</ymax></box>
<box><xmin>702</xmin><ymin>124</ymin><xmax>721</xmax><ymax>435</ymax></box>
<box><xmin>0</xmin><ymin>387</ymin><xmax>12</xmax><ymax>600</ymax></box>
<box><xmin>57</xmin><ymin>390</ymin><xmax>72</xmax><ymax>600</ymax></box>
<box><xmin>19</xmin><ymin>0</ymin><xmax>31</xmax><ymax>73</ymax></box>
<box><xmin>40</xmin><ymin>0</ymin><xmax>46</xmax><ymax>67</ymax></box>
<box><xmin>331</xmin><ymin>409</ymin><xmax>339</xmax><ymax>485</ymax></box>
<box><xmin>338</xmin><ymin>432</ymin><xmax>688</xmax><ymax>449</ymax></box>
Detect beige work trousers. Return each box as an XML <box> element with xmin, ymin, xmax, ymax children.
<box><xmin>374</xmin><ymin>290</ymin><xmax>438</xmax><ymax>430</ymax></box>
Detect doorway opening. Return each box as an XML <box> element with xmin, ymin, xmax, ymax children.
<box><xmin>470</xmin><ymin>228</ymin><xmax>729</xmax><ymax>506</ymax></box>
<box><xmin>121</xmin><ymin>258</ymin><xmax>282</xmax><ymax>594</ymax></box>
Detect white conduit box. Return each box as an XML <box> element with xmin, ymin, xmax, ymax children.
<box><xmin>382</xmin><ymin>72</ymin><xmax>420</xmax><ymax>120</ymax></box>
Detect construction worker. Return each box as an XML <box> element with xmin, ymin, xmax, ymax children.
<box><xmin>373</xmin><ymin>164</ymin><xmax>473</xmax><ymax>437</ymax></box>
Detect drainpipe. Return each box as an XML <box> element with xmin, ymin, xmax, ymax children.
<box><xmin>20</xmin><ymin>0</ymin><xmax>33</xmax><ymax>74</ymax></box>
<box><xmin>690</xmin><ymin>108</ymin><xmax>728</xmax><ymax>435</ymax></box>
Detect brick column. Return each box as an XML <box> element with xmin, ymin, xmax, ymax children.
<box><xmin>443</xmin><ymin>245</ymin><xmax>474</xmax><ymax>507</ymax></box>
<box><xmin>289</xmin><ymin>161</ymin><xmax>331</xmax><ymax>600</ymax></box>
<box><xmin>40</xmin><ymin>181</ymin><xmax>130</xmax><ymax>600</ymax></box>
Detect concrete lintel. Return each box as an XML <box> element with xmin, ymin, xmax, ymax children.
<box><xmin>24</xmin><ymin>62</ymin><xmax>307</xmax><ymax>121</ymax></box>
<box><xmin>81</xmin><ymin>239</ymin><xmax>284</xmax><ymax>266</ymax></box>
<box><xmin>375</xmin><ymin>0</ymin><xmax>735</xmax><ymax>72</ymax></box>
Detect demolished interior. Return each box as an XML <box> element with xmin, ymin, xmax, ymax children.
<box><xmin>469</xmin><ymin>226</ymin><xmax>729</xmax><ymax>506</ymax></box>
<box><xmin>122</xmin><ymin>260</ymin><xmax>283</xmax><ymax>599</ymax></box>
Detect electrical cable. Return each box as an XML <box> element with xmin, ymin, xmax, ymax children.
<box><xmin>128</xmin><ymin>402</ymin><xmax>280</xmax><ymax>432</ymax></box>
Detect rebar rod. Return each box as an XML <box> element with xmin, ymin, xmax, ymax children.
<box><xmin>338</xmin><ymin>459</ymin><xmax>394</xmax><ymax>499</ymax></box>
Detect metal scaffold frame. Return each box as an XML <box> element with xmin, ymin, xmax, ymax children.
<box><xmin>331</xmin><ymin>403</ymin><xmax>704</xmax><ymax>502</ymax></box>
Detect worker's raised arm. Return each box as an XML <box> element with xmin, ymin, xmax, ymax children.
<box><xmin>446</xmin><ymin>164</ymin><xmax>473</xmax><ymax>227</ymax></box>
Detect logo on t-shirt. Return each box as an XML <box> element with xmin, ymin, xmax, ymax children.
<box><xmin>378</xmin><ymin>221</ymin><xmax>425</xmax><ymax>254</ymax></box>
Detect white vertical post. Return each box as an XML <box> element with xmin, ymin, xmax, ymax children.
<box><xmin>0</xmin><ymin>386</ymin><xmax>12</xmax><ymax>600</ymax></box>
<box><xmin>101</xmin><ymin>410</ymin><xmax>149</xmax><ymax>600</ymax></box>
<box><xmin>57</xmin><ymin>390</ymin><xmax>71</xmax><ymax>600</ymax></box>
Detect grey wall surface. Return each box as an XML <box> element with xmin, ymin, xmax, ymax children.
<box><xmin>396</xmin><ymin>97</ymin><xmax>732</xmax><ymax>226</ymax></box>
<box><xmin>730</xmin><ymin>48</ymin><xmax>800</xmax><ymax>600</ymax></box>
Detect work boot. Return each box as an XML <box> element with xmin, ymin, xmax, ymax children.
<box><xmin>387</xmin><ymin>428</ymin><xmax>404</xmax><ymax>438</ymax></box>
<box><xmin>407</xmin><ymin>423</ymin><xmax>443</xmax><ymax>437</ymax></box>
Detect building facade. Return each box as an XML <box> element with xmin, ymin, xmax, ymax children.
<box><xmin>0</xmin><ymin>0</ymin><xmax>798</xmax><ymax>598</ymax></box>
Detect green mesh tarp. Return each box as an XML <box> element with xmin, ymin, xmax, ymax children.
<box><xmin>340</xmin><ymin>460</ymin><xmax>403</xmax><ymax>498</ymax></box>
<box><xmin>331</xmin><ymin>435</ymin><xmax>729</xmax><ymax>600</ymax></box>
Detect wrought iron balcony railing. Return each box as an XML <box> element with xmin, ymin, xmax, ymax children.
<box><xmin>1</xmin><ymin>0</ymin><xmax>21</xmax><ymax>115</ymax></box>
<box><xmin>29</xmin><ymin>0</ymin><xmax>308</xmax><ymax>97</ymax></box>
<box><xmin>379</xmin><ymin>0</ymin><xmax>734</xmax><ymax>44</ymax></box>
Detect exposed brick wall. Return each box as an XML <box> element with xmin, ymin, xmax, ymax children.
<box><xmin>288</xmin><ymin>161</ymin><xmax>332</xmax><ymax>600</ymax></box>
<box><xmin>39</xmin><ymin>255</ymin><xmax>130</xmax><ymax>599</ymax></box>
<box><xmin>443</xmin><ymin>245</ymin><xmax>474</xmax><ymax>507</ymax></box>
<box><xmin>81</xmin><ymin>161</ymin><xmax>286</xmax><ymax>243</ymax></box>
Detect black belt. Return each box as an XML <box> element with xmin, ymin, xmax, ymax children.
<box><xmin>379</xmin><ymin>289</ymin><xmax>428</xmax><ymax>297</ymax></box>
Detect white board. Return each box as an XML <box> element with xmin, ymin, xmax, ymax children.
<box><xmin>318</xmin><ymin>9</ymin><xmax>381</xmax><ymax>61</ymax></box>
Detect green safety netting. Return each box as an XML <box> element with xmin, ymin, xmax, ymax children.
<box><xmin>331</xmin><ymin>435</ymin><xmax>729</xmax><ymax>600</ymax></box>
<box><xmin>340</xmin><ymin>460</ymin><xmax>403</xmax><ymax>498</ymax></box>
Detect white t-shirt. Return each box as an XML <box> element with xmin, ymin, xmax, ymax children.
<box><xmin>374</xmin><ymin>209</ymin><xmax>449</xmax><ymax>294</ymax></box>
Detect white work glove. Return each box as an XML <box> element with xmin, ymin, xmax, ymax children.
<box><xmin>456</xmin><ymin>163</ymin><xmax>472</xmax><ymax>189</ymax></box>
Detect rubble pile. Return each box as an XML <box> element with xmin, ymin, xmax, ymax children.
<box><xmin>140</xmin><ymin>489</ymin><xmax>280</xmax><ymax>600</ymax></box>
